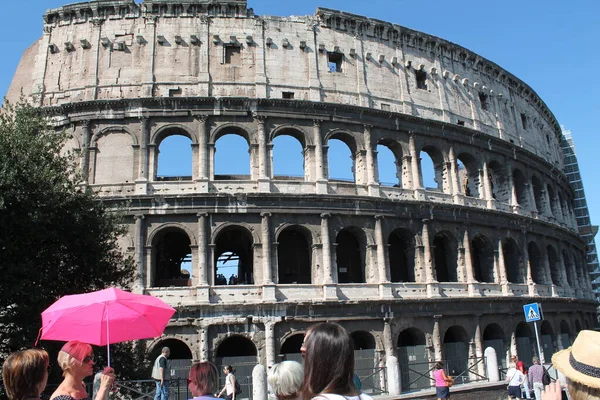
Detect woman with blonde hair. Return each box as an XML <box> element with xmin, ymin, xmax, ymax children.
<box><xmin>188</xmin><ymin>362</ymin><xmax>219</xmax><ymax>400</ymax></box>
<box><xmin>50</xmin><ymin>341</ymin><xmax>114</xmax><ymax>400</ymax></box>
<box><xmin>268</xmin><ymin>361</ymin><xmax>303</xmax><ymax>400</ymax></box>
<box><xmin>2</xmin><ymin>348</ymin><xmax>50</xmax><ymax>400</ymax></box>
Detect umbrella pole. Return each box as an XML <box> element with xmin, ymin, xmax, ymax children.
<box><xmin>106</xmin><ymin>307</ymin><xmax>111</xmax><ymax>367</ymax></box>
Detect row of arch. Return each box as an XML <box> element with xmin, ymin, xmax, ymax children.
<box><xmin>82</xmin><ymin>119</ymin><xmax>576</xmax><ymax>227</ymax></box>
<box><xmin>153</xmin><ymin>317</ymin><xmax>589</xmax><ymax>392</ymax></box>
<box><xmin>149</xmin><ymin>221</ymin><xmax>588</xmax><ymax>289</ymax></box>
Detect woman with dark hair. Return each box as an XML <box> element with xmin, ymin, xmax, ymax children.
<box><xmin>433</xmin><ymin>361</ymin><xmax>453</xmax><ymax>400</ymax></box>
<box><xmin>50</xmin><ymin>340</ymin><xmax>115</xmax><ymax>400</ymax></box>
<box><xmin>300</xmin><ymin>322</ymin><xmax>373</xmax><ymax>400</ymax></box>
<box><xmin>217</xmin><ymin>365</ymin><xmax>237</xmax><ymax>400</ymax></box>
<box><xmin>2</xmin><ymin>348</ymin><xmax>50</xmax><ymax>400</ymax></box>
<box><xmin>188</xmin><ymin>362</ymin><xmax>219</xmax><ymax>400</ymax></box>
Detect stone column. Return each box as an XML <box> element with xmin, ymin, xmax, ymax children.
<box><xmin>261</xmin><ymin>213</ymin><xmax>273</xmax><ymax>284</ymax></box>
<box><xmin>195</xmin><ymin>115</ymin><xmax>209</xmax><ymax>191</ymax></box>
<box><xmin>364</xmin><ymin>125</ymin><xmax>379</xmax><ymax>196</ymax></box>
<box><xmin>463</xmin><ymin>230</ymin><xmax>475</xmax><ymax>283</ymax></box>
<box><xmin>375</xmin><ymin>216</ymin><xmax>390</xmax><ymax>283</ymax></box>
<box><xmin>313</xmin><ymin>119</ymin><xmax>327</xmax><ymax>194</ymax></box>
<box><xmin>448</xmin><ymin>146</ymin><xmax>461</xmax><ymax>201</ymax></box>
<box><xmin>507</xmin><ymin>163</ymin><xmax>518</xmax><ymax>212</ymax></box>
<box><xmin>135</xmin><ymin>117</ymin><xmax>149</xmax><ymax>194</ymax></box>
<box><xmin>383</xmin><ymin>319</ymin><xmax>395</xmax><ymax>358</ymax></box>
<box><xmin>422</xmin><ymin>220</ymin><xmax>434</xmax><ymax>283</ymax></box>
<box><xmin>199</xmin><ymin>325</ymin><xmax>209</xmax><ymax>361</ymax></box>
<box><xmin>80</xmin><ymin>120</ymin><xmax>91</xmax><ymax>183</ymax></box>
<box><xmin>134</xmin><ymin>214</ymin><xmax>145</xmax><ymax>290</ymax></box>
<box><xmin>474</xmin><ymin>317</ymin><xmax>485</xmax><ymax>377</ymax></box>
<box><xmin>254</xmin><ymin>114</ymin><xmax>270</xmax><ymax>192</ymax></box>
<box><xmin>321</xmin><ymin>213</ymin><xmax>337</xmax><ymax>300</ymax></box>
<box><xmin>482</xmin><ymin>162</ymin><xmax>494</xmax><ymax>208</ymax></box>
<box><xmin>375</xmin><ymin>216</ymin><xmax>392</xmax><ymax>299</ymax></box>
<box><xmin>197</xmin><ymin>214</ymin><xmax>209</xmax><ymax>286</ymax></box>
<box><xmin>498</xmin><ymin>238</ymin><xmax>510</xmax><ymax>295</ymax></box>
<box><xmin>433</xmin><ymin>316</ymin><xmax>442</xmax><ymax>361</ymax></box>
<box><xmin>264</xmin><ymin>320</ymin><xmax>276</xmax><ymax>368</ymax></box>
<box><xmin>557</xmin><ymin>249</ymin><xmax>570</xmax><ymax>290</ymax></box>
<box><xmin>522</xmin><ymin>234</ymin><xmax>535</xmax><ymax>296</ymax></box>
<box><xmin>409</xmin><ymin>133</ymin><xmax>422</xmax><ymax>190</ymax></box>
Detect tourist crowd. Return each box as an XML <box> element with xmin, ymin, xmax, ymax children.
<box><xmin>4</xmin><ymin>325</ymin><xmax>600</xmax><ymax>400</ymax></box>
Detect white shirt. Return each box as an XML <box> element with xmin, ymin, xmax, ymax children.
<box><xmin>507</xmin><ymin>367</ymin><xmax>524</xmax><ymax>386</ymax></box>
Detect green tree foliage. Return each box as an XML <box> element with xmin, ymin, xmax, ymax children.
<box><xmin>0</xmin><ymin>101</ymin><xmax>140</xmax><ymax>384</ymax></box>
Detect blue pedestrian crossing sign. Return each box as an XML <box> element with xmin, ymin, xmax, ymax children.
<box><xmin>523</xmin><ymin>303</ymin><xmax>542</xmax><ymax>322</ymax></box>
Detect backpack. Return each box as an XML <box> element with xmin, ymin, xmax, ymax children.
<box><xmin>542</xmin><ymin>367</ymin><xmax>551</xmax><ymax>385</ymax></box>
<box><xmin>231</xmin><ymin>375</ymin><xmax>242</xmax><ymax>395</ymax></box>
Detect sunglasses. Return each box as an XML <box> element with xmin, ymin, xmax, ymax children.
<box><xmin>82</xmin><ymin>355</ymin><xmax>94</xmax><ymax>364</ymax></box>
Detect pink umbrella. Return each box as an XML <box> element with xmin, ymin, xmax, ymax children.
<box><xmin>40</xmin><ymin>288</ymin><xmax>176</xmax><ymax>365</ymax></box>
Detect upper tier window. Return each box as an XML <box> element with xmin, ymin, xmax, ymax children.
<box><xmin>415</xmin><ymin>70</ymin><xmax>427</xmax><ymax>90</ymax></box>
<box><xmin>224</xmin><ymin>45</ymin><xmax>241</xmax><ymax>64</ymax></box>
<box><xmin>328</xmin><ymin>52</ymin><xmax>343</xmax><ymax>73</ymax></box>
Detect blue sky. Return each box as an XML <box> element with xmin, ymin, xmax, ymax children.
<box><xmin>1</xmin><ymin>0</ymin><xmax>599</xmax><ymax>233</ymax></box>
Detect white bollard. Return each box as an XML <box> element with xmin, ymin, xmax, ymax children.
<box><xmin>485</xmin><ymin>347</ymin><xmax>500</xmax><ymax>382</ymax></box>
<box><xmin>386</xmin><ymin>355</ymin><xmax>401</xmax><ymax>396</ymax></box>
<box><xmin>252</xmin><ymin>364</ymin><xmax>267</xmax><ymax>400</ymax></box>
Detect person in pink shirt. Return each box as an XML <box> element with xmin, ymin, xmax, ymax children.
<box><xmin>433</xmin><ymin>362</ymin><xmax>453</xmax><ymax>400</ymax></box>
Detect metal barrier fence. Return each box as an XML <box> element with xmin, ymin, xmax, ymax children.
<box><xmin>399</xmin><ymin>356</ymin><xmax>488</xmax><ymax>392</ymax></box>
<box><xmin>112</xmin><ymin>378</ymin><xmax>190</xmax><ymax>400</ymax></box>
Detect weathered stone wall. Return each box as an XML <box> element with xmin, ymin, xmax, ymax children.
<box><xmin>7</xmin><ymin>0</ymin><xmax>563</xmax><ymax>167</ymax></box>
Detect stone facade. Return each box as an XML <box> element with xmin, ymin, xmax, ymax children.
<box><xmin>7</xmin><ymin>0</ymin><xmax>596</xmax><ymax>394</ymax></box>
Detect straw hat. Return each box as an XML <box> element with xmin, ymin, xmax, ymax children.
<box><xmin>552</xmin><ymin>330</ymin><xmax>600</xmax><ymax>389</ymax></box>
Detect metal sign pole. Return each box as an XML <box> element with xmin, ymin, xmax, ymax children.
<box><xmin>533</xmin><ymin>320</ymin><xmax>544</xmax><ymax>364</ymax></box>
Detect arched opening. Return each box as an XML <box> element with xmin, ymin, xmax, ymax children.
<box><xmin>443</xmin><ymin>326</ymin><xmax>470</xmax><ymax>382</ymax></box>
<box><xmin>94</xmin><ymin>131</ymin><xmax>135</xmax><ymax>184</ymax></box>
<box><xmin>215</xmin><ymin>336</ymin><xmax>257</xmax><ymax>395</ymax></box>
<box><xmin>272</xmin><ymin>133</ymin><xmax>305</xmax><ymax>180</ymax></box>
<box><xmin>513</xmin><ymin>169</ymin><xmax>529</xmax><ymax>208</ymax></box>
<box><xmin>335</xmin><ymin>228</ymin><xmax>365</xmax><ymax>283</ymax></box>
<box><xmin>560</xmin><ymin>320</ymin><xmax>572</xmax><ymax>348</ymax></box>
<box><xmin>277</xmin><ymin>226</ymin><xmax>312</xmax><ymax>284</ymax></box>
<box><xmin>420</xmin><ymin>146</ymin><xmax>445</xmax><ymax>192</ymax></box>
<box><xmin>471</xmin><ymin>235</ymin><xmax>495</xmax><ymax>283</ymax></box>
<box><xmin>327</xmin><ymin>137</ymin><xmax>355</xmax><ymax>182</ymax></box>
<box><xmin>150</xmin><ymin>338</ymin><xmax>193</xmax><ymax>380</ymax></box>
<box><xmin>540</xmin><ymin>321</ymin><xmax>555</xmax><ymax>362</ymax></box>
<box><xmin>575</xmin><ymin>320</ymin><xmax>582</xmax><ymax>335</ymax></box>
<box><xmin>547</xmin><ymin>185</ymin><xmax>558</xmax><ymax>217</ymax></box>
<box><xmin>483</xmin><ymin>324</ymin><xmax>507</xmax><ymax>372</ymax></box>
<box><xmin>488</xmin><ymin>161</ymin><xmax>509</xmax><ymax>203</ymax></box>
<box><xmin>503</xmin><ymin>238</ymin><xmax>523</xmax><ymax>283</ymax></box>
<box><xmin>214</xmin><ymin>134</ymin><xmax>251</xmax><ymax>179</ymax></box>
<box><xmin>531</xmin><ymin>176</ymin><xmax>544</xmax><ymax>214</ymax></box>
<box><xmin>397</xmin><ymin>328</ymin><xmax>428</xmax><ymax>391</ymax></box>
<box><xmin>562</xmin><ymin>250</ymin><xmax>574</xmax><ymax>287</ymax></box>
<box><xmin>547</xmin><ymin>245</ymin><xmax>560</xmax><ymax>285</ymax></box>
<box><xmin>214</xmin><ymin>226</ymin><xmax>254</xmax><ymax>285</ymax></box>
<box><xmin>157</xmin><ymin>134</ymin><xmax>192</xmax><ymax>180</ymax></box>
<box><xmin>279</xmin><ymin>333</ymin><xmax>304</xmax><ymax>363</ymax></box>
<box><xmin>515</xmin><ymin>322</ymin><xmax>535</xmax><ymax>366</ymax></box>
<box><xmin>152</xmin><ymin>228</ymin><xmax>192</xmax><ymax>287</ymax></box>
<box><xmin>456</xmin><ymin>153</ymin><xmax>480</xmax><ymax>197</ymax></box>
<box><xmin>388</xmin><ymin>228</ymin><xmax>415</xmax><ymax>282</ymax></box>
<box><xmin>376</xmin><ymin>141</ymin><xmax>402</xmax><ymax>187</ymax></box>
<box><xmin>351</xmin><ymin>331</ymin><xmax>378</xmax><ymax>393</ymax></box>
<box><xmin>433</xmin><ymin>232</ymin><xmax>458</xmax><ymax>282</ymax></box>
<box><xmin>528</xmin><ymin>242</ymin><xmax>545</xmax><ymax>284</ymax></box>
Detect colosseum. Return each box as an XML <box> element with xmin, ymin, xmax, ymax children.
<box><xmin>6</xmin><ymin>0</ymin><xmax>597</xmax><ymax>395</ymax></box>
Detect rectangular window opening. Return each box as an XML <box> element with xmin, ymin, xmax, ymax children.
<box><xmin>479</xmin><ymin>92</ymin><xmax>489</xmax><ymax>110</ymax></box>
<box><xmin>381</xmin><ymin>103</ymin><xmax>391</xmax><ymax>111</ymax></box>
<box><xmin>224</xmin><ymin>45</ymin><xmax>241</xmax><ymax>64</ymax></box>
<box><xmin>457</xmin><ymin>120</ymin><xmax>465</xmax><ymax>126</ymax></box>
<box><xmin>282</xmin><ymin>91</ymin><xmax>295</xmax><ymax>99</ymax></box>
<box><xmin>520</xmin><ymin>113</ymin><xmax>528</xmax><ymax>130</ymax></box>
<box><xmin>415</xmin><ymin>70</ymin><xmax>427</xmax><ymax>90</ymax></box>
<box><xmin>328</xmin><ymin>52</ymin><xmax>343</xmax><ymax>73</ymax></box>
